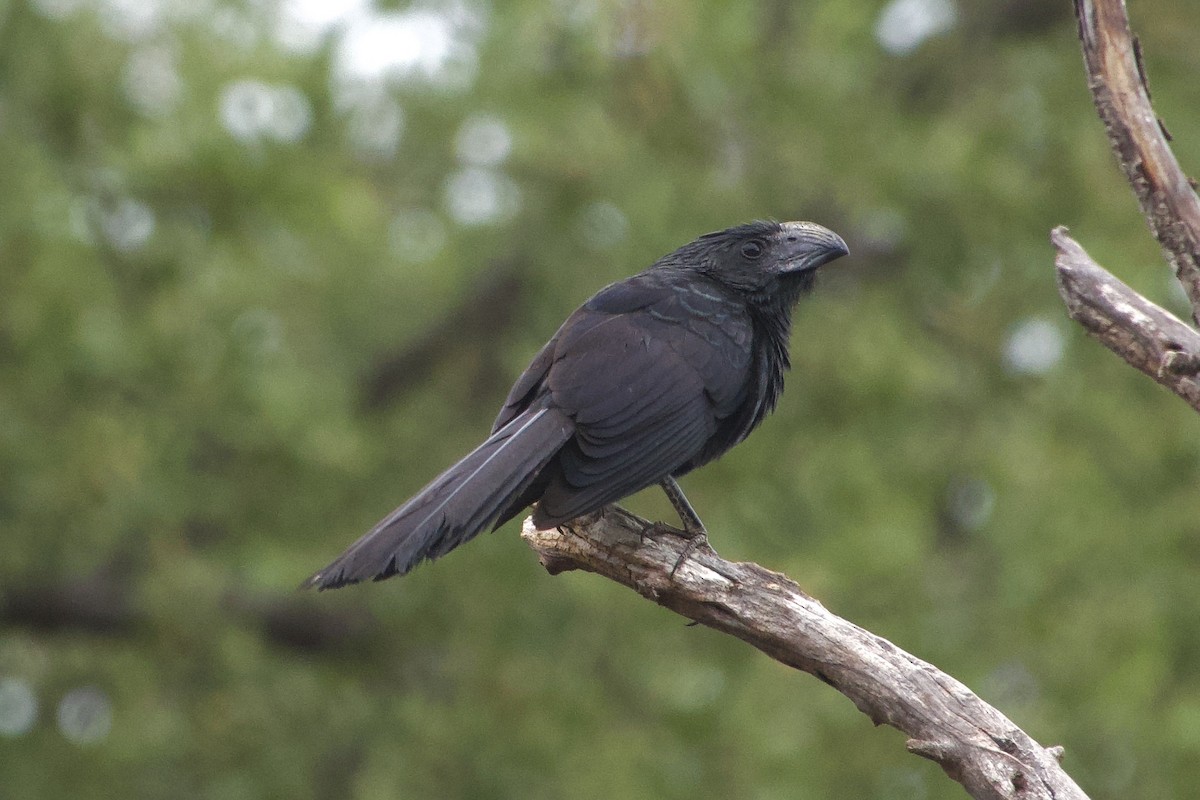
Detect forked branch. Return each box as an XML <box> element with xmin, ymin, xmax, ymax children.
<box><xmin>1055</xmin><ymin>0</ymin><xmax>1200</xmax><ymax>408</ymax></box>
<box><xmin>1074</xmin><ymin>0</ymin><xmax>1200</xmax><ymax>323</ymax></box>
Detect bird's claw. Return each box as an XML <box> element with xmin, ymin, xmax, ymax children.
<box><xmin>642</xmin><ymin>521</ymin><xmax>709</xmax><ymax>579</ymax></box>
<box><xmin>670</xmin><ymin>531</ymin><xmax>709</xmax><ymax>578</ymax></box>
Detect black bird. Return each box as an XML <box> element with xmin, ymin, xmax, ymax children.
<box><xmin>306</xmin><ymin>220</ymin><xmax>848</xmax><ymax>589</ymax></box>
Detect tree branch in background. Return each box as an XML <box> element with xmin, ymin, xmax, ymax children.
<box><xmin>1073</xmin><ymin>0</ymin><xmax>1200</xmax><ymax>324</ymax></box>
<box><xmin>360</xmin><ymin>260</ymin><xmax>524</xmax><ymax>411</ymax></box>
<box><xmin>523</xmin><ymin>509</ymin><xmax>1090</xmax><ymax>800</ymax></box>
<box><xmin>1053</xmin><ymin>227</ymin><xmax>1200</xmax><ymax>410</ymax></box>
<box><xmin>1</xmin><ymin>577</ymin><xmax>376</xmax><ymax>654</ymax></box>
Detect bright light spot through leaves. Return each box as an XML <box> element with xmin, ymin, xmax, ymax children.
<box><xmin>78</xmin><ymin>195</ymin><xmax>156</xmax><ymax>253</ymax></box>
<box><xmin>1004</xmin><ymin>317</ymin><xmax>1065</xmax><ymax>375</ymax></box>
<box><xmin>337</xmin><ymin>7</ymin><xmax>483</xmax><ymax>91</ymax></box>
<box><xmin>875</xmin><ymin>0</ymin><xmax>957</xmax><ymax>56</ymax></box>
<box><xmin>444</xmin><ymin>168</ymin><xmax>521</xmax><ymax>226</ymax></box>
<box><xmin>455</xmin><ymin>114</ymin><xmax>513</xmax><ymax>167</ymax></box>
<box><xmin>56</xmin><ymin>687</ymin><xmax>112</xmax><ymax>746</ymax></box>
<box><xmin>945</xmin><ymin>476</ymin><xmax>995</xmax><ymax>533</ymax></box>
<box><xmin>219</xmin><ymin>80</ymin><xmax>312</xmax><ymax>145</ymax></box>
<box><xmin>0</xmin><ymin>678</ymin><xmax>38</xmax><ymax>738</ymax></box>
<box><xmin>577</xmin><ymin>201</ymin><xmax>629</xmax><ymax>250</ymax></box>
<box><xmin>122</xmin><ymin>47</ymin><xmax>183</xmax><ymax>117</ymax></box>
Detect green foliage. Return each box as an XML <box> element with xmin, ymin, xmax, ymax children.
<box><xmin>2</xmin><ymin>0</ymin><xmax>1199</xmax><ymax>797</ymax></box>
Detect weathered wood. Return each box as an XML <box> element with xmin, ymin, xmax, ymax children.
<box><xmin>1053</xmin><ymin>226</ymin><xmax>1200</xmax><ymax>410</ymax></box>
<box><xmin>1075</xmin><ymin>0</ymin><xmax>1200</xmax><ymax>322</ymax></box>
<box><xmin>523</xmin><ymin>509</ymin><xmax>1090</xmax><ymax>800</ymax></box>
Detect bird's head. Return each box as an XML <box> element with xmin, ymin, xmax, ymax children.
<box><xmin>661</xmin><ymin>220</ymin><xmax>849</xmax><ymax>303</ymax></box>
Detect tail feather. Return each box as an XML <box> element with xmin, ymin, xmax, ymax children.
<box><xmin>306</xmin><ymin>406</ymin><xmax>573</xmax><ymax>589</ymax></box>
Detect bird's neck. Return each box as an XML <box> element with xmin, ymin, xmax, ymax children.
<box><xmin>748</xmin><ymin>272</ymin><xmax>814</xmax><ymax>411</ymax></box>
<box><xmin>752</xmin><ymin>301</ymin><xmax>792</xmax><ymax>380</ymax></box>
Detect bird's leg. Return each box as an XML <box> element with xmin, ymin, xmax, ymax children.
<box><xmin>659</xmin><ymin>475</ymin><xmax>706</xmax><ymax>536</ymax></box>
<box><xmin>658</xmin><ymin>476</ymin><xmax>709</xmax><ymax>577</ymax></box>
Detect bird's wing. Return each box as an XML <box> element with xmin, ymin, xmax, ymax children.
<box><xmin>533</xmin><ymin>275</ymin><xmax>753</xmax><ymax>525</ymax></box>
<box><xmin>492</xmin><ymin>336</ymin><xmax>556</xmax><ymax>433</ymax></box>
<box><xmin>489</xmin><ymin>278</ymin><xmax>655</xmax><ymax>433</ymax></box>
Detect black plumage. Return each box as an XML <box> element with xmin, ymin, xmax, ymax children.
<box><xmin>306</xmin><ymin>220</ymin><xmax>848</xmax><ymax>589</ymax></box>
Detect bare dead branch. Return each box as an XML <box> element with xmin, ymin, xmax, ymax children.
<box><xmin>1075</xmin><ymin>0</ymin><xmax>1200</xmax><ymax>322</ymax></box>
<box><xmin>523</xmin><ymin>509</ymin><xmax>1090</xmax><ymax>800</ymax></box>
<box><xmin>1053</xmin><ymin>226</ymin><xmax>1200</xmax><ymax>410</ymax></box>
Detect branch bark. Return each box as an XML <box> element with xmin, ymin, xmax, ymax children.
<box><xmin>1053</xmin><ymin>226</ymin><xmax>1200</xmax><ymax>410</ymax></box>
<box><xmin>1074</xmin><ymin>0</ymin><xmax>1200</xmax><ymax>323</ymax></box>
<box><xmin>523</xmin><ymin>509</ymin><xmax>1090</xmax><ymax>800</ymax></box>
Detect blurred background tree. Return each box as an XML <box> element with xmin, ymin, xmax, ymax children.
<box><xmin>1</xmin><ymin>0</ymin><xmax>1198</xmax><ymax>797</ymax></box>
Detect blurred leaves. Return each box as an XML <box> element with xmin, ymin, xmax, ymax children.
<box><xmin>1</xmin><ymin>0</ymin><xmax>1199</xmax><ymax>798</ymax></box>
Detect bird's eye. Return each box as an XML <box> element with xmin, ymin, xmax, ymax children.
<box><xmin>741</xmin><ymin>240</ymin><xmax>764</xmax><ymax>260</ymax></box>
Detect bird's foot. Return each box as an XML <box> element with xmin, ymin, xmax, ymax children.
<box><xmin>642</xmin><ymin>521</ymin><xmax>709</xmax><ymax>578</ymax></box>
<box><xmin>670</xmin><ymin>528</ymin><xmax>709</xmax><ymax>578</ymax></box>
<box><xmin>654</xmin><ymin>476</ymin><xmax>713</xmax><ymax>578</ymax></box>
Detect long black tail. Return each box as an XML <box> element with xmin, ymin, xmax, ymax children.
<box><xmin>305</xmin><ymin>406</ymin><xmax>574</xmax><ymax>589</ymax></box>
